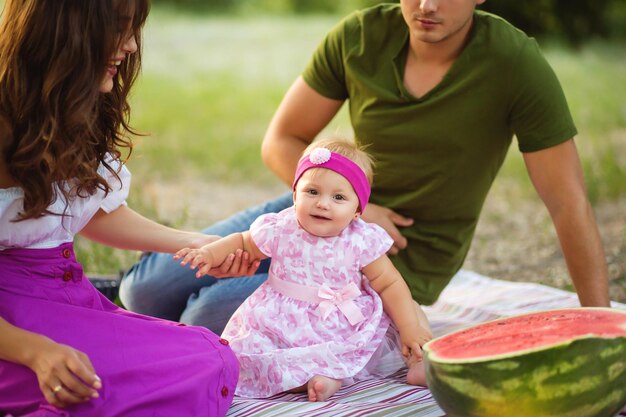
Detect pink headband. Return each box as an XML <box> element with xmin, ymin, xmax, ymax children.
<box><xmin>292</xmin><ymin>147</ymin><xmax>371</xmax><ymax>213</ymax></box>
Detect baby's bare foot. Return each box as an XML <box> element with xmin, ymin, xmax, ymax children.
<box><xmin>406</xmin><ymin>356</ymin><xmax>427</xmax><ymax>386</ymax></box>
<box><xmin>307</xmin><ymin>375</ymin><xmax>342</xmax><ymax>402</ymax></box>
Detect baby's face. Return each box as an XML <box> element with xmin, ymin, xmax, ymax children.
<box><xmin>293</xmin><ymin>168</ymin><xmax>360</xmax><ymax>238</ymax></box>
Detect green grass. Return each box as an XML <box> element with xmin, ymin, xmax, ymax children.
<box><xmin>127</xmin><ymin>11</ymin><xmax>346</xmax><ymax>183</ymax></box>
<box><xmin>77</xmin><ymin>8</ymin><xmax>626</xmax><ymax>273</ymax></box>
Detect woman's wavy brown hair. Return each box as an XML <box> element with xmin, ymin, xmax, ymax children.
<box><xmin>0</xmin><ymin>0</ymin><xmax>150</xmax><ymax>220</ymax></box>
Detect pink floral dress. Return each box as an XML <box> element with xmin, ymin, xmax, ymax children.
<box><xmin>222</xmin><ymin>207</ymin><xmax>405</xmax><ymax>398</ymax></box>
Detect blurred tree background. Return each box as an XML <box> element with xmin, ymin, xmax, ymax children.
<box><xmin>478</xmin><ymin>0</ymin><xmax>626</xmax><ymax>46</ymax></box>
<box><xmin>153</xmin><ymin>0</ymin><xmax>626</xmax><ymax>46</ymax></box>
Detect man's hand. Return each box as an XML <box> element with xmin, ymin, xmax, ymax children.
<box><xmin>361</xmin><ymin>203</ymin><xmax>414</xmax><ymax>255</ymax></box>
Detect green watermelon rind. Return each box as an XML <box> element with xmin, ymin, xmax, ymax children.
<box><xmin>424</xmin><ymin>308</ymin><xmax>626</xmax><ymax>417</ymax></box>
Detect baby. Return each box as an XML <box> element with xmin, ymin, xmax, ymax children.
<box><xmin>176</xmin><ymin>138</ymin><xmax>432</xmax><ymax>401</ymax></box>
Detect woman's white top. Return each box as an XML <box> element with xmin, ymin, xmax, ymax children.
<box><xmin>0</xmin><ymin>157</ymin><xmax>130</xmax><ymax>250</ymax></box>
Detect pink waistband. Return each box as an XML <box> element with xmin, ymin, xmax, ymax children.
<box><xmin>267</xmin><ymin>274</ymin><xmax>365</xmax><ymax>326</ymax></box>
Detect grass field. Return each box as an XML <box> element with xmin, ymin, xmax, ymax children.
<box><xmin>75</xmin><ymin>8</ymin><xmax>626</xmax><ymax>301</ymax></box>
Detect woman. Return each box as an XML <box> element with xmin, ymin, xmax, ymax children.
<box><xmin>0</xmin><ymin>1</ymin><xmax>241</xmax><ymax>416</ymax></box>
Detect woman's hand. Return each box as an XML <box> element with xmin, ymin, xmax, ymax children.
<box><xmin>361</xmin><ymin>203</ymin><xmax>413</xmax><ymax>255</ymax></box>
<box><xmin>209</xmin><ymin>249</ymin><xmax>261</xmax><ymax>278</ymax></box>
<box><xmin>26</xmin><ymin>337</ymin><xmax>101</xmax><ymax>408</ymax></box>
<box><xmin>186</xmin><ymin>233</ymin><xmax>220</xmax><ymax>249</ymax></box>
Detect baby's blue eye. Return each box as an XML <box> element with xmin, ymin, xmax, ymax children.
<box><xmin>307</xmin><ymin>189</ymin><xmax>318</xmax><ymax>195</ymax></box>
<box><xmin>333</xmin><ymin>194</ymin><xmax>345</xmax><ymax>201</ymax></box>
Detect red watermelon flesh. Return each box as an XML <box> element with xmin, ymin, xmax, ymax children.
<box><xmin>427</xmin><ymin>308</ymin><xmax>626</xmax><ymax>361</ymax></box>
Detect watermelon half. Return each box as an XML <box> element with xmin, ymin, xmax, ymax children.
<box><xmin>424</xmin><ymin>308</ymin><xmax>626</xmax><ymax>417</ymax></box>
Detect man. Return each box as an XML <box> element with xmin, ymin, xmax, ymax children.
<box><xmin>120</xmin><ymin>0</ymin><xmax>609</xmax><ymax>334</ymax></box>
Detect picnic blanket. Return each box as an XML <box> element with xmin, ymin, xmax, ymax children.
<box><xmin>226</xmin><ymin>269</ymin><xmax>626</xmax><ymax>417</ymax></box>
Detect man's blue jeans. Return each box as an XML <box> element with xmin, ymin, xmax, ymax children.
<box><xmin>119</xmin><ymin>192</ymin><xmax>293</xmax><ymax>335</ymax></box>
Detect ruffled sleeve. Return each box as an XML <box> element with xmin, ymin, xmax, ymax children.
<box><xmin>358</xmin><ymin>221</ymin><xmax>393</xmax><ymax>268</ymax></box>
<box><xmin>249</xmin><ymin>212</ymin><xmax>280</xmax><ymax>257</ymax></box>
<box><xmin>99</xmin><ymin>158</ymin><xmax>131</xmax><ymax>213</ymax></box>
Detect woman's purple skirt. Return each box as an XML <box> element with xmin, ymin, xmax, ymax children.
<box><xmin>0</xmin><ymin>243</ymin><xmax>238</xmax><ymax>417</ymax></box>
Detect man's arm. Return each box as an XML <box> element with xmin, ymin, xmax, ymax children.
<box><xmin>523</xmin><ymin>139</ymin><xmax>610</xmax><ymax>306</ymax></box>
<box><xmin>261</xmin><ymin>76</ymin><xmax>343</xmax><ymax>185</ymax></box>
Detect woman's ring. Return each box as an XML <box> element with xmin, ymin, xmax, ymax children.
<box><xmin>52</xmin><ymin>385</ymin><xmax>63</xmax><ymax>395</ymax></box>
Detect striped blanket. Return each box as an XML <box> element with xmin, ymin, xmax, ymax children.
<box><xmin>227</xmin><ymin>270</ymin><xmax>626</xmax><ymax>417</ymax></box>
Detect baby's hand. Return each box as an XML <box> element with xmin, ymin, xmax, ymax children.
<box><xmin>402</xmin><ymin>341</ymin><xmax>423</xmax><ymax>363</ymax></box>
<box><xmin>174</xmin><ymin>247</ymin><xmax>213</xmax><ymax>278</ymax></box>
<box><xmin>173</xmin><ymin>247</ymin><xmax>194</xmax><ymax>265</ymax></box>
<box><xmin>400</xmin><ymin>326</ymin><xmax>432</xmax><ymax>362</ymax></box>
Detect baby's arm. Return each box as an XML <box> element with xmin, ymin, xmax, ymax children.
<box><xmin>362</xmin><ymin>255</ymin><xmax>432</xmax><ymax>360</ymax></box>
<box><xmin>175</xmin><ymin>231</ymin><xmax>267</xmax><ymax>278</ymax></box>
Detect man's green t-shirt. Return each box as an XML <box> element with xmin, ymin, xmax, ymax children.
<box><xmin>302</xmin><ymin>4</ymin><xmax>577</xmax><ymax>304</ymax></box>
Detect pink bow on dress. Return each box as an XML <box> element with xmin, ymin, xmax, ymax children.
<box><xmin>317</xmin><ymin>283</ymin><xmax>365</xmax><ymax>326</ymax></box>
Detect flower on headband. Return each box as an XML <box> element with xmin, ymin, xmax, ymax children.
<box><xmin>309</xmin><ymin>148</ymin><xmax>331</xmax><ymax>165</ymax></box>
